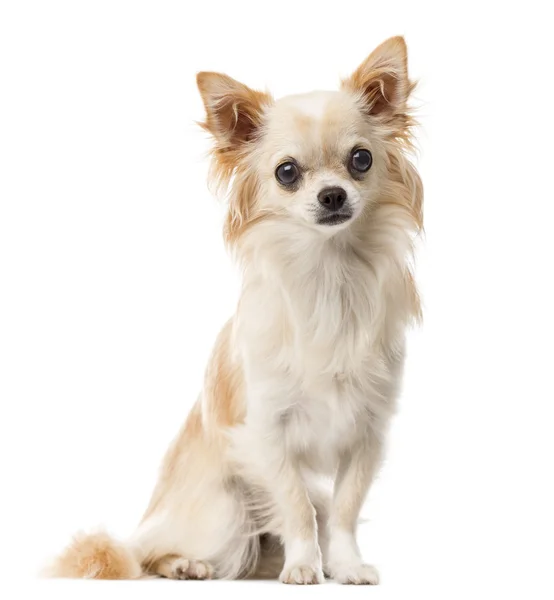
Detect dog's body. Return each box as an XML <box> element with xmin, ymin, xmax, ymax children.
<box><xmin>49</xmin><ymin>36</ymin><xmax>423</xmax><ymax>585</ymax></box>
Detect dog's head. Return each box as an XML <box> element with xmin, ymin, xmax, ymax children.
<box><xmin>197</xmin><ymin>36</ymin><xmax>422</xmax><ymax>245</ymax></box>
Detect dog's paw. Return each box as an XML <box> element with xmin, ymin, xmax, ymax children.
<box><xmin>171</xmin><ymin>558</ymin><xmax>214</xmax><ymax>580</ymax></box>
<box><xmin>329</xmin><ymin>562</ymin><xmax>379</xmax><ymax>585</ymax></box>
<box><xmin>279</xmin><ymin>563</ymin><xmax>324</xmax><ymax>585</ymax></box>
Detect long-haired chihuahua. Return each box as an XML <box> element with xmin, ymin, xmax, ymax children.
<box><xmin>48</xmin><ymin>36</ymin><xmax>423</xmax><ymax>585</ymax></box>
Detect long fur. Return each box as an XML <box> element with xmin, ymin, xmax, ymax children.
<box><xmin>48</xmin><ymin>36</ymin><xmax>423</xmax><ymax>585</ymax></box>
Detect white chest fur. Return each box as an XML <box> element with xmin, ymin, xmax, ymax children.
<box><xmin>234</xmin><ymin>226</ymin><xmax>408</xmax><ymax>473</ymax></box>
<box><xmin>280</xmin><ymin>374</ymin><xmax>379</xmax><ymax>473</ymax></box>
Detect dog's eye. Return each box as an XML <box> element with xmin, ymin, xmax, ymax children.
<box><xmin>349</xmin><ymin>149</ymin><xmax>372</xmax><ymax>174</ymax></box>
<box><xmin>275</xmin><ymin>162</ymin><xmax>300</xmax><ymax>186</ymax></box>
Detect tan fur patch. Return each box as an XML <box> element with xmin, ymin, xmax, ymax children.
<box><xmin>203</xmin><ymin>319</ymin><xmax>245</xmax><ymax>428</ymax></box>
<box><xmin>342</xmin><ymin>36</ymin><xmax>414</xmax><ymax>120</ymax></box>
<box><xmin>46</xmin><ymin>531</ymin><xmax>141</xmax><ymax>579</ymax></box>
<box><xmin>197</xmin><ymin>72</ymin><xmax>273</xmax><ymax>191</ymax></box>
<box><xmin>140</xmin><ymin>400</ymin><xmax>206</xmax><ymax>521</ymax></box>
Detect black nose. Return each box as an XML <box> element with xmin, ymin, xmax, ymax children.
<box><xmin>317</xmin><ymin>186</ymin><xmax>347</xmax><ymax>212</ymax></box>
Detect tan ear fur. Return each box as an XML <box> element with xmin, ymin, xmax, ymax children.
<box><xmin>196</xmin><ymin>71</ymin><xmax>272</xmax><ymax>155</ymax></box>
<box><xmin>197</xmin><ymin>72</ymin><xmax>273</xmax><ymax>242</ymax></box>
<box><xmin>342</xmin><ymin>36</ymin><xmax>414</xmax><ymax>120</ymax></box>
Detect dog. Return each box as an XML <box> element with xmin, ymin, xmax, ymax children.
<box><xmin>48</xmin><ymin>35</ymin><xmax>423</xmax><ymax>585</ymax></box>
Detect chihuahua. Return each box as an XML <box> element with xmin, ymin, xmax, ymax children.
<box><xmin>49</xmin><ymin>36</ymin><xmax>423</xmax><ymax>585</ymax></box>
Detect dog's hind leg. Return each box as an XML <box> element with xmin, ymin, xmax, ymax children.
<box><xmin>129</xmin><ymin>442</ymin><xmax>260</xmax><ymax>581</ymax></box>
<box><xmin>132</xmin><ymin>485</ymin><xmax>259</xmax><ymax>581</ymax></box>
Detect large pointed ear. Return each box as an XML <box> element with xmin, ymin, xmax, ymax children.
<box><xmin>196</xmin><ymin>72</ymin><xmax>272</xmax><ymax>153</ymax></box>
<box><xmin>342</xmin><ymin>36</ymin><xmax>413</xmax><ymax>119</ymax></box>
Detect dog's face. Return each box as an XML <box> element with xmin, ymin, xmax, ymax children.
<box><xmin>197</xmin><ymin>36</ymin><xmax>419</xmax><ymax>243</ymax></box>
<box><xmin>255</xmin><ymin>90</ymin><xmax>382</xmax><ymax>233</ymax></box>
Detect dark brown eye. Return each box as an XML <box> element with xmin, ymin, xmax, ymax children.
<box><xmin>349</xmin><ymin>148</ymin><xmax>372</xmax><ymax>174</ymax></box>
<box><xmin>275</xmin><ymin>161</ymin><xmax>300</xmax><ymax>186</ymax></box>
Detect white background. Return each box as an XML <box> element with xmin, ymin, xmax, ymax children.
<box><xmin>1</xmin><ymin>1</ymin><xmax>553</xmax><ymax>599</ymax></box>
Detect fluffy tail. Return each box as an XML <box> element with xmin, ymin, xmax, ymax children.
<box><xmin>45</xmin><ymin>530</ymin><xmax>142</xmax><ymax>580</ymax></box>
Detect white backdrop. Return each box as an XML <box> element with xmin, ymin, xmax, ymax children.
<box><xmin>1</xmin><ymin>1</ymin><xmax>553</xmax><ymax>599</ymax></box>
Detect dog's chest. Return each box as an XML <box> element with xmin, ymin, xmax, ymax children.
<box><xmin>282</xmin><ymin>375</ymin><xmax>373</xmax><ymax>471</ymax></box>
<box><xmin>242</xmin><ymin>251</ymin><xmax>384</xmax><ymax>377</ymax></box>
<box><xmin>239</xmin><ymin>243</ymin><xmax>401</xmax><ymax>468</ymax></box>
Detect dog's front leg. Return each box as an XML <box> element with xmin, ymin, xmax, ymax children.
<box><xmin>266</xmin><ymin>447</ymin><xmax>324</xmax><ymax>584</ymax></box>
<box><xmin>326</xmin><ymin>437</ymin><xmax>382</xmax><ymax>584</ymax></box>
<box><xmin>236</xmin><ymin>395</ymin><xmax>324</xmax><ymax>583</ymax></box>
<box><xmin>235</xmin><ymin>367</ymin><xmax>324</xmax><ymax>584</ymax></box>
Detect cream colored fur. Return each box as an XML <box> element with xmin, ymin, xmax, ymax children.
<box><xmin>48</xmin><ymin>36</ymin><xmax>423</xmax><ymax>585</ymax></box>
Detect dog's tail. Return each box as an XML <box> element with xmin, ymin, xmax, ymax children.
<box><xmin>44</xmin><ymin>530</ymin><xmax>142</xmax><ymax>580</ymax></box>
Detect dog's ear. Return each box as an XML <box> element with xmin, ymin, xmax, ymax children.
<box><xmin>197</xmin><ymin>72</ymin><xmax>272</xmax><ymax>152</ymax></box>
<box><xmin>342</xmin><ymin>36</ymin><xmax>413</xmax><ymax>119</ymax></box>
